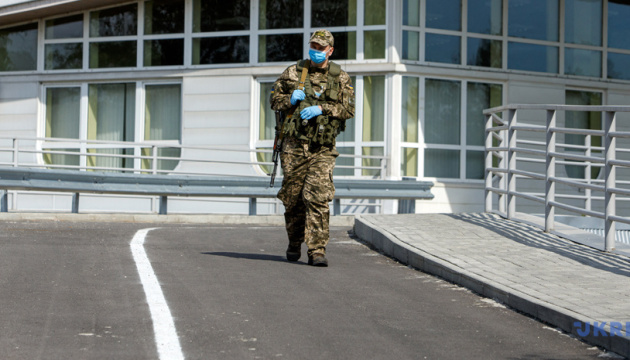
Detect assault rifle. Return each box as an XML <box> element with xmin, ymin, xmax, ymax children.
<box><xmin>269</xmin><ymin>110</ymin><xmax>285</xmax><ymax>187</ymax></box>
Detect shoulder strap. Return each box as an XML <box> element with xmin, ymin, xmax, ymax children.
<box><xmin>328</xmin><ymin>61</ymin><xmax>341</xmax><ymax>77</ymax></box>
<box><xmin>297</xmin><ymin>60</ymin><xmax>310</xmax><ymax>91</ymax></box>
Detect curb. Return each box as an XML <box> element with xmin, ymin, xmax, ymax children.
<box><xmin>353</xmin><ymin>215</ymin><xmax>630</xmax><ymax>358</ymax></box>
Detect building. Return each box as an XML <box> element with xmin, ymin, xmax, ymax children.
<box><xmin>1</xmin><ymin>0</ymin><xmax>629</xmax><ymax>215</ymax></box>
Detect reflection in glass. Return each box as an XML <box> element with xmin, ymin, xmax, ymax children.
<box><xmin>337</xmin><ymin>77</ymin><xmax>356</xmax><ymax>142</ymax></box>
<box><xmin>608</xmin><ymin>0</ymin><xmax>630</xmax><ymax>50</ymax></box>
<box><xmin>143</xmin><ymin>84</ymin><xmax>182</xmax><ymax>171</ymax></box>
<box><xmin>565</xmin><ymin>48</ymin><xmax>601</xmax><ymax>78</ymax></box>
<box><xmin>145</xmin><ymin>0</ymin><xmax>185</xmax><ymax>34</ymax></box>
<box><xmin>363</xmin><ymin>76</ymin><xmax>385</xmax><ymax>142</ymax></box>
<box><xmin>402</xmin><ymin>148</ymin><xmax>418</xmax><ymax>177</ymax></box>
<box><xmin>362</xmin><ymin>147</ymin><xmax>384</xmax><ymax>177</ymax></box>
<box><xmin>46</xmin><ymin>15</ymin><xmax>83</xmax><ymax>39</ymax></box>
<box><xmin>90</xmin><ymin>41</ymin><xmax>137</xmax><ymax>68</ymax></box>
<box><xmin>565</xmin><ymin>90</ymin><xmax>602</xmax><ymax>179</ymax></box>
<box><xmin>403</xmin><ymin>0</ymin><xmax>420</xmax><ymax>26</ymax></box>
<box><xmin>312</xmin><ymin>0</ymin><xmax>357</xmax><ymax>27</ymax></box>
<box><xmin>608</xmin><ymin>52</ymin><xmax>630</xmax><ymax>80</ymax></box>
<box><xmin>329</xmin><ymin>31</ymin><xmax>356</xmax><ymax>60</ymax></box>
<box><xmin>402</xmin><ymin>31</ymin><xmax>419</xmax><ymax>61</ymax></box>
<box><xmin>259</xmin><ymin>82</ymin><xmax>275</xmax><ymax>141</ymax></box>
<box><xmin>466</xmin><ymin>151</ymin><xmax>484</xmax><ymax>179</ymax></box>
<box><xmin>144</xmin><ymin>39</ymin><xmax>184</xmax><ymax>66</ymax></box>
<box><xmin>90</xmin><ymin>4</ymin><xmax>138</xmax><ymax>37</ymax></box>
<box><xmin>565</xmin><ymin>0</ymin><xmax>601</xmax><ymax>46</ymax></box>
<box><xmin>334</xmin><ymin>147</ymin><xmax>354</xmax><ymax>176</ymax></box>
<box><xmin>193</xmin><ymin>0</ymin><xmax>249</xmax><ymax>32</ymax></box>
<box><xmin>364</xmin><ymin>30</ymin><xmax>386</xmax><ymax>59</ymax></box>
<box><xmin>45</xmin><ymin>43</ymin><xmax>82</xmax><ymax>70</ymax></box>
<box><xmin>402</xmin><ymin>77</ymin><xmax>419</xmax><ymax>143</ymax></box>
<box><xmin>259</xmin><ymin>34</ymin><xmax>302</xmax><ymax>62</ymax></box>
<box><xmin>426</xmin><ymin>34</ymin><xmax>460</xmax><ymax>64</ymax></box>
<box><xmin>468</xmin><ymin>0</ymin><xmax>502</xmax><ymax>35</ymax></box>
<box><xmin>364</xmin><ymin>0</ymin><xmax>386</xmax><ymax>25</ymax></box>
<box><xmin>467</xmin><ymin>38</ymin><xmax>501</xmax><ymax>68</ymax></box>
<box><xmin>508</xmin><ymin>42</ymin><xmax>558</xmax><ymax>73</ymax></box>
<box><xmin>425</xmin><ymin>149</ymin><xmax>459</xmax><ymax>178</ymax></box>
<box><xmin>426</xmin><ymin>0</ymin><xmax>461</xmax><ymax>30</ymax></box>
<box><xmin>467</xmin><ymin>83</ymin><xmax>502</xmax><ymax>147</ymax></box>
<box><xmin>425</xmin><ymin>79</ymin><xmax>460</xmax><ymax>145</ymax></box>
<box><xmin>508</xmin><ymin>0</ymin><xmax>558</xmax><ymax>41</ymax></box>
<box><xmin>259</xmin><ymin>0</ymin><xmax>303</xmax><ymax>29</ymax></box>
<box><xmin>194</xmin><ymin>36</ymin><xmax>249</xmax><ymax>64</ymax></box>
<box><xmin>45</xmin><ymin>87</ymin><xmax>81</xmax><ymax>166</ymax></box>
<box><xmin>0</xmin><ymin>23</ymin><xmax>38</xmax><ymax>71</ymax></box>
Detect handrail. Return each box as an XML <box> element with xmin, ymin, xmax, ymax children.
<box><xmin>484</xmin><ymin>104</ymin><xmax>630</xmax><ymax>252</ymax></box>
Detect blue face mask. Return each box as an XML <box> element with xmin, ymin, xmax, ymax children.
<box><xmin>309</xmin><ymin>48</ymin><xmax>327</xmax><ymax>64</ymax></box>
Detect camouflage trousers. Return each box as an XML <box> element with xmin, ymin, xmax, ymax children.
<box><xmin>277</xmin><ymin>137</ymin><xmax>338</xmax><ymax>256</ymax></box>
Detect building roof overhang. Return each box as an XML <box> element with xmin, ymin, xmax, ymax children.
<box><xmin>0</xmin><ymin>0</ymin><xmax>130</xmax><ymax>26</ymax></box>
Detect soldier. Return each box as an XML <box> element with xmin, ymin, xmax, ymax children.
<box><xmin>270</xmin><ymin>29</ymin><xmax>355</xmax><ymax>267</ymax></box>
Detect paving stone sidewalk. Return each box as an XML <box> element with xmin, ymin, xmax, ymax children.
<box><xmin>354</xmin><ymin>213</ymin><xmax>630</xmax><ymax>358</ymax></box>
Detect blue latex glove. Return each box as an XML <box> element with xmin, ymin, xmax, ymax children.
<box><xmin>290</xmin><ymin>90</ymin><xmax>305</xmax><ymax>105</ymax></box>
<box><xmin>300</xmin><ymin>105</ymin><xmax>323</xmax><ymax>120</ymax></box>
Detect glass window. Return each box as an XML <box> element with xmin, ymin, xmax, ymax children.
<box><xmin>145</xmin><ymin>0</ymin><xmax>185</xmax><ymax>35</ymax></box>
<box><xmin>362</xmin><ymin>147</ymin><xmax>384</xmax><ymax>176</ymax></box>
<box><xmin>426</xmin><ymin>34</ymin><xmax>460</xmax><ymax>64</ymax></box>
<box><xmin>402</xmin><ymin>31</ymin><xmax>419</xmax><ymax>61</ymax></box>
<box><xmin>334</xmin><ymin>147</ymin><xmax>355</xmax><ymax>176</ymax></box>
<box><xmin>468</xmin><ymin>0</ymin><xmax>502</xmax><ymax>35</ymax></box>
<box><xmin>608</xmin><ymin>52</ymin><xmax>630</xmax><ymax>80</ymax></box>
<box><xmin>403</xmin><ymin>0</ymin><xmax>420</xmax><ymax>26</ymax></box>
<box><xmin>329</xmin><ymin>31</ymin><xmax>357</xmax><ymax>60</ymax></box>
<box><xmin>46</xmin><ymin>15</ymin><xmax>83</xmax><ymax>39</ymax></box>
<box><xmin>565</xmin><ymin>90</ymin><xmax>602</xmax><ymax>179</ymax></box>
<box><xmin>89</xmin><ymin>4</ymin><xmax>138</xmax><ymax>37</ymax></box>
<box><xmin>608</xmin><ymin>0</ymin><xmax>630</xmax><ymax>50</ymax></box>
<box><xmin>259</xmin><ymin>0</ymin><xmax>303</xmax><ymax>29</ymax></box>
<box><xmin>87</xmin><ymin>83</ymin><xmax>136</xmax><ymax>170</ymax></box>
<box><xmin>425</xmin><ymin>149</ymin><xmax>459</xmax><ymax>178</ymax></box>
<box><xmin>426</xmin><ymin>0</ymin><xmax>461</xmax><ymax>31</ymax></box>
<box><xmin>425</xmin><ymin>79</ymin><xmax>460</xmax><ymax>145</ymax></box>
<box><xmin>90</xmin><ymin>41</ymin><xmax>137</xmax><ymax>68</ymax></box>
<box><xmin>508</xmin><ymin>0</ymin><xmax>558</xmax><ymax>41</ymax></box>
<box><xmin>312</xmin><ymin>0</ymin><xmax>357</xmax><ymax>27</ymax></box>
<box><xmin>467</xmin><ymin>83</ymin><xmax>501</xmax><ymax>147</ymax></box>
<box><xmin>364</xmin><ymin>0</ymin><xmax>386</xmax><ymax>25</ymax></box>
<box><xmin>194</xmin><ymin>36</ymin><xmax>249</xmax><ymax>64</ymax></box>
<box><xmin>467</xmin><ymin>38</ymin><xmax>501</xmax><ymax>68</ymax></box>
<box><xmin>402</xmin><ymin>148</ymin><xmax>418</xmax><ymax>177</ymax></box>
<box><xmin>364</xmin><ymin>30</ymin><xmax>385</xmax><ymax>59</ymax></box>
<box><xmin>193</xmin><ymin>0</ymin><xmax>250</xmax><ymax>32</ymax></box>
<box><xmin>0</xmin><ymin>23</ymin><xmax>38</xmax><ymax>72</ymax></box>
<box><xmin>45</xmin><ymin>43</ymin><xmax>83</xmax><ymax>70</ymax></box>
<box><xmin>144</xmin><ymin>39</ymin><xmax>184</xmax><ymax>66</ymax></box>
<box><xmin>565</xmin><ymin>48</ymin><xmax>601</xmax><ymax>78</ymax></box>
<box><xmin>259</xmin><ymin>83</ymin><xmax>275</xmax><ymax>141</ymax></box>
<box><xmin>144</xmin><ymin>84</ymin><xmax>182</xmax><ymax>171</ymax></box>
<box><xmin>565</xmin><ymin>0</ymin><xmax>601</xmax><ymax>46</ymax></box>
<box><xmin>402</xmin><ymin>77</ymin><xmax>419</xmax><ymax>143</ymax></box>
<box><xmin>466</xmin><ymin>151</ymin><xmax>485</xmax><ymax>179</ymax></box>
<box><xmin>363</xmin><ymin>76</ymin><xmax>385</xmax><ymax>142</ymax></box>
<box><xmin>45</xmin><ymin>87</ymin><xmax>81</xmax><ymax>166</ymax></box>
<box><xmin>259</xmin><ymin>34</ymin><xmax>303</xmax><ymax>62</ymax></box>
<box><xmin>508</xmin><ymin>42</ymin><xmax>558</xmax><ymax>73</ymax></box>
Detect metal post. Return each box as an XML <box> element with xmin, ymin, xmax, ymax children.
<box><xmin>585</xmin><ymin>133</ymin><xmax>592</xmax><ymax>211</ymax></box>
<box><xmin>507</xmin><ymin>109</ymin><xmax>517</xmax><ymax>219</ymax></box>
<box><xmin>604</xmin><ymin>111</ymin><xmax>616</xmax><ymax>251</ymax></box>
<box><xmin>0</xmin><ymin>190</ymin><xmax>7</xmax><ymax>212</ymax></box>
<box><xmin>485</xmin><ymin>113</ymin><xmax>493</xmax><ymax>212</ymax></box>
<box><xmin>159</xmin><ymin>196</ymin><xmax>168</xmax><ymax>215</ymax></box>
<box><xmin>333</xmin><ymin>198</ymin><xmax>341</xmax><ymax>216</ymax></box>
<box><xmin>151</xmin><ymin>145</ymin><xmax>158</xmax><ymax>175</ymax></box>
<box><xmin>71</xmin><ymin>193</ymin><xmax>80</xmax><ymax>213</ymax></box>
<box><xmin>12</xmin><ymin>138</ymin><xmax>18</xmax><ymax>167</ymax></box>
<box><xmin>249</xmin><ymin>198</ymin><xmax>257</xmax><ymax>215</ymax></box>
<box><xmin>545</xmin><ymin>110</ymin><xmax>556</xmax><ymax>233</ymax></box>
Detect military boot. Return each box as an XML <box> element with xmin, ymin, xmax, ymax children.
<box><xmin>286</xmin><ymin>243</ymin><xmax>301</xmax><ymax>262</ymax></box>
<box><xmin>308</xmin><ymin>253</ymin><xmax>328</xmax><ymax>267</ymax></box>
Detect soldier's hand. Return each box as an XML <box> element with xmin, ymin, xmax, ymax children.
<box><xmin>290</xmin><ymin>90</ymin><xmax>306</xmax><ymax>105</ymax></box>
<box><xmin>300</xmin><ymin>105</ymin><xmax>323</xmax><ymax>120</ymax></box>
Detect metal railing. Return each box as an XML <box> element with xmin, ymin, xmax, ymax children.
<box><xmin>484</xmin><ymin>104</ymin><xmax>630</xmax><ymax>251</ymax></box>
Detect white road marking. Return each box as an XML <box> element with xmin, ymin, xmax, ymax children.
<box><xmin>130</xmin><ymin>228</ymin><xmax>184</xmax><ymax>360</ymax></box>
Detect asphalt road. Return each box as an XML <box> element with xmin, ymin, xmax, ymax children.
<box><xmin>0</xmin><ymin>220</ymin><xmax>622</xmax><ymax>360</ymax></box>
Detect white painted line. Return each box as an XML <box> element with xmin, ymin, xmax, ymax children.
<box><xmin>130</xmin><ymin>228</ymin><xmax>185</xmax><ymax>360</ymax></box>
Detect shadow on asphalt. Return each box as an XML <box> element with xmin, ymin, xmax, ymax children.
<box><xmin>451</xmin><ymin>213</ymin><xmax>630</xmax><ymax>277</ymax></box>
<box><xmin>201</xmin><ymin>251</ymin><xmax>302</xmax><ymax>264</ymax></box>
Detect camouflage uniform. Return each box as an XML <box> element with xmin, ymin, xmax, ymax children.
<box><xmin>270</xmin><ymin>30</ymin><xmax>355</xmax><ymax>258</ymax></box>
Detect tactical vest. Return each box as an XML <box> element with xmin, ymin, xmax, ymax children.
<box><xmin>282</xmin><ymin>60</ymin><xmax>346</xmax><ymax>147</ymax></box>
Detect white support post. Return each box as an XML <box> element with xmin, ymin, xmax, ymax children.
<box><xmin>151</xmin><ymin>145</ymin><xmax>158</xmax><ymax>175</ymax></box>
<box><xmin>485</xmin><ymin>113</ymin><xmax>493</xmax><ymax>212</ymax></box>
<box><xmin>507</xmin><ymin>109</ymin><xmax>517</xmax><ymax>219</ymax></box>
<box><xmin>604</xmin><ymin>111</ymin><xmax>616</xmax><ymax>252</ymax></box>
<box><xmin>545</xmin><ymin>110</ymin><xmax>556</xmax><ymax>233</ymax></box>
<box><xmin>12</xmin><ymin>138</ymin><xmax>18</xmax><ymax>167</ymax></box>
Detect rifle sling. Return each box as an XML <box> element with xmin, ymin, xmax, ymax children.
<box><xmin>279</xmin><ymin>60</ymin><xmax>310</xmax><ymax>141</ymax></box>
